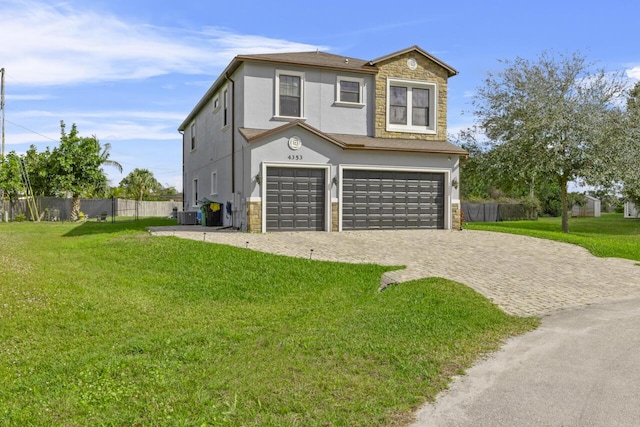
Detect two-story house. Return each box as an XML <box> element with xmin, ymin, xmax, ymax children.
<box><xmin>178</xmin><ymin>45</ymin><xmax>467</xmax><ymax>232</ymax></box>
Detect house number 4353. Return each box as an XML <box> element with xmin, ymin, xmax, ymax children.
<box><xmin>288</xmin><ymin>154</ymin><xmax>303</xmax><ymax>160</ymax></box>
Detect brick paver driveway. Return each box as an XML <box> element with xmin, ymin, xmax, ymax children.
<box><xmin>149</xmin><ymin>228</ymin><xmax>640</xmax><ymax>316</ymax></box>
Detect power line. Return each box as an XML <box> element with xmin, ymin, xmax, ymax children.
<box><xmin>6</xmin><ymin>119</ymin><xmax>57</xmax><ymax>142</ymax></box>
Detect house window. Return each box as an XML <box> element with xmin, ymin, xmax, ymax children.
<box><xmin>193</xmin><ymin>178</ymin><xmax>199</xmax><ymax>207</ymax></box>
<box><xmin>213</xmin><ymin>96</ymin><xmax>220</xmax><ymax>112</ymax></box>
<box><xmin>223</xmin><ymin>89</ymin><xmax>228</xmax><ymax>127</ymax></box>
<box><xmin>211</xmin><ymin>170</ymin><xmax>218</xmax><ymax>196</ymax></box>
<box><xmin>275</xmin><ymin>70</ymin><xmax>304</xmax><ymax>118</ymax></box>
<box><xmin>386</xmin><ymin>78</ymin><xmax>436</xmax><ymax>133</ymax></box>
<box><xmin>190</xmin><ymin>123</ymin><xmax>196</xmax><ymax>150</ymax></box>
<box><xmin>336</xmin><ymin>76</ymin><xmax>365</xmax><ymax>107</ymax></box>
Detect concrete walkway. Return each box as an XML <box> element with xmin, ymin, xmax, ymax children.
<box><xmin>149</xmin><ymin>227</ymin><xmax>640</xmax><ymax>316</ymax></box>
<box><xmin>410</xmin><ymin>297</ymin><xmax>640</xmax><ymax>427</ymax></box>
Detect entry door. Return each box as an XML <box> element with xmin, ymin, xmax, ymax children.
<box><xmin>266</xmin><ymin>167</ymin><xmax>325</xmax><ymax>231</ymax></box>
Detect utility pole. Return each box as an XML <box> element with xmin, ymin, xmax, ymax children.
<box><xmin>1</xmin><ymin>67</ymin><xmax>4</xmax><ymax>222</ymax></box>
<box><xmin>1</xmin><ymin>67</ymin><xmax>5</xmax><ymax>157</ymax></box>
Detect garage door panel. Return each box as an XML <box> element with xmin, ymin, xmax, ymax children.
<box><xmin>343</xmin><ymin>169</ymin><xmax>445</xmax><ymax>230</ymax></box>
<box><xmin>266</xmin><ymin>167</ymin><xmax>325</xmax><ymax>231</ymax></box>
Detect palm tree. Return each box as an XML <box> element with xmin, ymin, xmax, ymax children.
<box><xmin>99</xmin><ymin>142</ymin><xmax>123</xmax><ymax>173</ymax></box>
<box><xmin>119</xmin><ymin>168</ymin><xmax>162</xmax><ymax>201</ymax></box>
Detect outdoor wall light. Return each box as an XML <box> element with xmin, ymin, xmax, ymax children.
<box><xmin>255</xmin><ymin>174</ymin><xmax>261</xmax><ymax>184</ymax></box>
<box><xmin>332</xmin><ymin>176</ymin><xmax>339</xmax><ymax>186</ymax></box>
<box><xmin>452</xmin><ymin>177</ymin><xmax>459</xmax><ymax>190</ymax></box>
<box><xmin>447</xmin><ymin>156</ymin><xmax>452</xmax><ymax>161</ymax></box>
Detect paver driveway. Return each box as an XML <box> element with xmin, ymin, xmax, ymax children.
<box><xmin>149</xmin><ymin>228</ymin><xmax>640</xmax><ymax>316</ymax></box>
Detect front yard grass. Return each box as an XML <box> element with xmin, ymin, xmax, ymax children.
<box><xmin>0</xmin><ymin>219</ymin><xmax>537</xmax><ymax>426</ymax></box>
<box><xmin>465</xmin><ymin>213</ymin><xmax>640</xmax><ymax>262</ymax></box>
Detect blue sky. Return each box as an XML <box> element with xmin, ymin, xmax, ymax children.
<box><xmin>2</xmin><ymin>0</ymin><xmax>638</xmax><ymax>191</ymax></box>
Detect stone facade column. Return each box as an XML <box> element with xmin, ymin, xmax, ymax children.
<box><xmin>247</xmin><ymin>201</ymin><xmax>262</xmax><ymax>233</ymax></box>
<box><xmin>452</xmin><ymin>202</ymin><xmax>461</xmax><ymax>231</ymax></box>
<box><xmin>331</xmin><ymin>202</ymin><xmax>338</xmax><ymax>232</ymax></box>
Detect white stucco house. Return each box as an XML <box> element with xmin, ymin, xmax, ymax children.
<box><xmin>178</xmin><ymin>46</ymin><xmax>468</xmax><ymax>232</ymax></box>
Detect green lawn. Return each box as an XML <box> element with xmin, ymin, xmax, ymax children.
<box><xmin>465</xmin><ymin>213</ymin><xmax>640</xmax><ymax>261</ymax></box>
<box><xmin>0</xmin><ymin>219</ymin><xmax>536</xmax><ymax>426</ymax></box>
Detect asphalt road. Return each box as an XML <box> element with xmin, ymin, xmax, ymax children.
<box><xmin>411</xmin><ymin>297</ymin><xmax>640</xmax><ymax>427</ymax></box>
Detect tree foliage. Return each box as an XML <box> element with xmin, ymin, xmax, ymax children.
<box><xmin>620</xmin><ymin>82</ymin><xmax>640</xmax><ymax>205</ymax></box>
<box><xmin>119</xmin><ymin>168</ymin><xmax>162</xmax><ymax>201</ymax></box>
<box><xmin>0</xmin><ymin>151</ymin><xmax>24</xmax><ymax>203</ymax></box>
<box><xmin>23</xmin><ymin>145</ymin><xmax>56</xmax><ymax>196</ymax></box>
<box><xmin>50</xmin><ymin>121</ymin><xmax>108</xmax><ymax>220</ymax></box>
<box><xmin>471</xmin><ymin>51</ymin><xmax>628</xmax><ymax>232</ymax></box>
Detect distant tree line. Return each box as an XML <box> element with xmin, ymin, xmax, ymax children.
<box><xmin>456</xmin><ymin>51</ymin><xmax>640</xmax><ymax>232</ymax></box>
<box><xmin>0</xmin><ymin>121</ymin><xmax>177</xmax><ymax>220</ymax></box>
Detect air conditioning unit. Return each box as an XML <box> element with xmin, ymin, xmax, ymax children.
<box><xmin>178</xmin><ymin>211</ymin><xmax>198</xmax><ymax>225</ymax></box>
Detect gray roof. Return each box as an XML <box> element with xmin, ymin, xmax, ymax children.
<box><xmin>235</xmin><ymin>51</ymin><xmax>377</xmax><ymax>74</ymax></box>
<box><xmin>239</xmin><ymin>121</ymin><xmax>468</xmax><ymax>156</ymax></box>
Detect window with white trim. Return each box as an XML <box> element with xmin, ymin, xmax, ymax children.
<box><xmin>193</xmin><ymin>178</ymin><xmax>199</xmax><ymax>207</ymax></box>
<box><xmin>210</xmin><ymin>170</ymin><xmax>218</xmax><ymax>196</ymax></box>
<box><xmin>190</xmin><ymin>123</ymin><xmax>196</xmax><ymax>150</ymax></box>
<box><xmin>212</xmin><ymin>95</ymin><xmax>220</xmax><ymax>112</ymax></box>
<box><xmin>275</xmin><ymin>70</ymin><xmax>304</xmax><ymax>118</ymax></box>
<box><xmin>336</xmin><ymin>76</ymin><xmax>364</xmax><ymax>106</ymax></box>
<box><xmin>386</xmin><ymin>78</ymin><xmax>436</xmax><ymax>133</ymax></box>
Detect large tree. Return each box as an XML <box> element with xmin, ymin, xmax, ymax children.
<box><xmin>621</xmin><ymin>82</ymin><xmax>640</xmax><ymax>205</ymax></box>
<box><xmin>51</xmin><ymin>121</ymin><xmax>107</xmax><ymax>220</ymax></box>
<box><xmin>119</xmin><ymin>168</ymin><xmax>162</xmax><ymax>201</ymax></box>
<box><xmin>23</xmin><ymin>145</ymin><xmax>56</xmax><ymax>197</ymax></box>
<box><xmin>472</xmin><ymin>51</ymin><xmax>627</xmax><ymax>232</ymax></box>
<box><xmin>0</xmin><ymin>151</ymin><xmax>24</xmax><ymax>203</ymax></box>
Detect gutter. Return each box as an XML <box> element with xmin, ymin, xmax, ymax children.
<box><xmin>178</xmin><ymin>129</ymin><xmax>185</xmax><ymax>212</ymax></box>
<box><xmin>225</xmin><ymin>73</ymin><xmax>235</xmax><ymax>193</ymax></box>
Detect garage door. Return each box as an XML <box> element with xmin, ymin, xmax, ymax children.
<box><xmin>266</xmin><ymin>167</ymin><xmax>325</xmax><ymax>231</ymax></box>
<box><xmin>342</xmin><ymin>170</ymin><xmax>445</xmax><ymax>230</ymax></box>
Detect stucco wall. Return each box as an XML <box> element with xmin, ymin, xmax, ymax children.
<box><xmin>241</xmin><ymin>63</ymin><xmax>374</xmax><ymax>135</ymax></box>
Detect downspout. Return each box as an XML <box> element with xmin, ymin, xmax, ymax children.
<box><xmin>224</xmin><ymin>73</ymin><xmax>236</xmax><ymax>194</ymax></box>
<box><xmin>224</xmin><ymin>73</ymin><xmax>237</xmax><ymax>229</ymax></box>
<box><xmin>178</xmin><ymin>130</ymin><xmax>185</xmax><ymax>212</ymax></box>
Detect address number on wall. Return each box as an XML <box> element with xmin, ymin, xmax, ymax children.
<box><xmin>288</xmin><ymin>155</ymin><xmax>303</xmax><ymax>160</ymax></box>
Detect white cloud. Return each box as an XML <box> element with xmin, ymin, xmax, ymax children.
<box><xmin>627</xmin><ymin>66</ymin><xmax>640</xmax><ymax>80</ymax></box>
<box><xmin>0</xmin><ymin>0</ymin><xmax>326</xmax><ymax>87</ymax></box>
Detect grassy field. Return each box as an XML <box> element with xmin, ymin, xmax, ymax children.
<box><xmin>0</xmin><ymin>219</ymin><xmax>536</xmax><ymax>426</ymax></box>
<box><xmin>465</xmin><ymin>213</ymin><xmax>640</xmax><ymax>261</ymax></box>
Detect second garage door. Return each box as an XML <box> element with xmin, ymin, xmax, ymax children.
<box><xmin>342</xmin><ymin>170</ymin><xmax>445</xmax><ymax>230</ymax></box>
<box><xmin>266</xmin><ymin>167</ymin><xmax>325</xmax><ymax>231</ymax></box>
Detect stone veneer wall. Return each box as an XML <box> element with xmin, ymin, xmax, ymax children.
<box><xmin>452</xmin><ymin>202</ymin><xmax>461</xmax><ymax>231</ymax></box>
<box><xmin>247</xmin><ymin>201</ymin><xmax>262</xmax><ymax>233</ymax></box>
<box><xmin>331</xmin><ymin>202</ymin><xmax>338</xmax><ymax>232</ymax></box>
<box><xmin>374</xmin><ymin>52</ymin><xmax>449</xmax><ymax>141</ymax></box>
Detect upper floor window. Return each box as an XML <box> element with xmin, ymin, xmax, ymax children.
<box><xmin>190</xmin><ymin>123</ymin><xmax>196</xmax><ymax>150</ymax></box>
<box><xmin>386</xmin><ymin>78</ymin><xmax>436</xmax><ymax>134</ymax></box>
<box><xmin>275</xmin><ymin>70</ymin><xmax>304</xmax><ymax>118</ymax></box>
<box><xmin>336</xmin><ymin>76</ymin><xmax>365</xmax><ymax>107</ymax></box>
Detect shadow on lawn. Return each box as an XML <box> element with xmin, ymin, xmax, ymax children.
<box><xmin>63</xmin><ymin>218</ymin><xmax>178</xmax><ymax>237</ymax></box>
